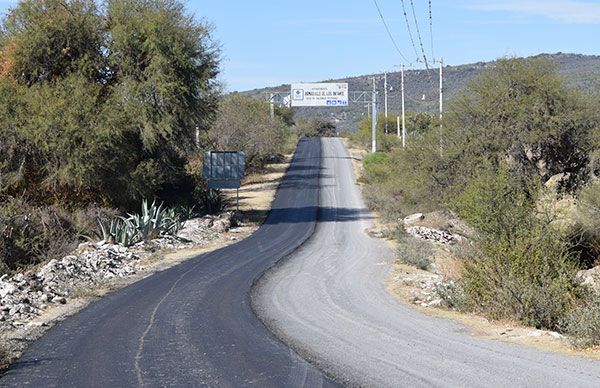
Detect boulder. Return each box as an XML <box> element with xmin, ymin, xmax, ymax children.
<box><xmin>403</xmin><ymin>213</ymin><xmax>424</xmax><ymax>225</ymax></box>
<box><xmin>576</xmin><ymin>266</ymin><xmax>600</xmax><ymax>292</ymax></box>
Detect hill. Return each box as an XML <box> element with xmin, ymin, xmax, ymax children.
<box><xmin>243</xmin><ymin>53</ymin><xmax>600</xmax><ymax>132</ymax></box>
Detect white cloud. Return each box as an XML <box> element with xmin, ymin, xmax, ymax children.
<box><xmin>468</xmin><ymin>0</ymin><xmax>600</xmax><ymax>23</ymax></box>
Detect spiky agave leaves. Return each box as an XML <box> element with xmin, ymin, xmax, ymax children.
<box><xmin>98</xmin><ymin>199</ymin><xmax>183</xmax><ymax>247</ymax></box>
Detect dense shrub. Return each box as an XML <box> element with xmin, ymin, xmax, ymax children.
<box><xmin>445</xmin><ymin>57</ymin><xmax>598</xmax><ymax>192</ymax></box>
<box><xmin>294</xmin><ymin>118</ymin><xmax>337</xmax><ymax>137</ymax></box>
<box><xmin>351</xmin><ymin>114</ymin><xmax>401</xmax><ymax>152</ymax></box>
<box><xmin>572</xmin><ymin>180</ymin><xmax>600</xmax><ymax>268</ymax></box>
<box><xmin>562</xmin><ymin>294</ymin><xmax>600</xmax><ymax>348</ymax></box>
<box><xmin>0</xmin><ymin>198</ymin><xmax>116</xmax><ymax>274</ymax></box>
<box><xmin>362</xmin><ymin>130</ymin><xmax>446</xmax><ymax>219</ymax></box>
<box><xmin>396</xmin><ymin>233</ymin><xmax>433</xmax><ymax>270</ymax></box>
<box><xmin>452</xmin><ymin>168</ymin><xmax>581</xmax><ymax>329</ymax></box>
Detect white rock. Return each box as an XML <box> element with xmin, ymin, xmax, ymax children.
<box><xmin>403</xmin><ymin>213</ymin><xmax>424</xmax><ymax>225</ymax></box>
<box><xmin>0</xmin><ymin>283</ymin><xmax>17</xmax><ymax>298</ymax></box>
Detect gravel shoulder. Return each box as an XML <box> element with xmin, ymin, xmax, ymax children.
<box><xmin>253</xmin><ymin>137</ymin><xmax>600</xmax><ymax>387</ymax></box>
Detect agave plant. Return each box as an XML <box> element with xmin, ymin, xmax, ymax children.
<box><xmin>98</xmin><ymin>218</ymin><xmax>139</xmax><ymax>246</ymax></box>
<box><xmin>98</xmin><ymin>199</ymin><xmax>184</xmax><ymax>247</ymax></box>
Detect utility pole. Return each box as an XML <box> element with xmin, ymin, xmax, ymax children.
<box><xmin>269</xmin><ymin>93</ymin><xmax>274</xmax><ymax>119</ymax></box>
<box><xmin>439</xmin><ymin>58</ymin><xmax>443</xmax><ymax>157</ymax></box>
<box><xmin>371</xmin><ymin>77</ymin><xmax>378</xmax><ymax>153</ymax></box>
<box><xmin>384</xmin><ymin>72</ymin><xmax>388</xmax><ymax>134</ymax></box>
<box><xmin>401</xmin><ymin>64</ymin><xmax>406</xmax><ymax>148</ymax></box>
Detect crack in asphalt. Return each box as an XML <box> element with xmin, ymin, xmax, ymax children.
<box><xmin>133</xmin><ymin>258</ymin><xmax>205</xmax><ymax>386</ymax></box>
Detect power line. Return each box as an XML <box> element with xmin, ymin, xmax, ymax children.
<box><xmin>372</xmin><ymin>0</ymin><xmax>411</xmax><ymax>63</ymax></box>
<box><xmin>399</xmin><ymin>0</ymin><xmax>420</xmax><ymax>62</ymax></box>
<box><xmin>429</xmin><ymin>0</ymin><xmax>435</xmax><ymax>61</ymax></box>
<box><xmin>409</xmin><ymin>0</ymin><xmax>431</xmax><ymax>71</ymax></box>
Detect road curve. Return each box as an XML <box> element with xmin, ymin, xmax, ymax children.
<box><xmin>253</xmin><ymin>137</ymin><xmax>600</xmax><ymax>387</ymax></box>
<box><xmin>0</xmin><ymin>137</ymin><xmax>338</xmax><ymax>387</ymax></box>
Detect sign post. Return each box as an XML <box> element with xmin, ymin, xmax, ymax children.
<box><xmin>202</xmin><ymin>151</ymin><xmax>246</xmax><ymax>212</ymax></box>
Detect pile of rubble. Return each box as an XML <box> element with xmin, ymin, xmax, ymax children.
<box><xmin>0</xmin><ymin>242</ymin><xmax>141</xmax><ymax>329</ymax></box>
<box><xmin>405</xmin><ymin>226</ymin><xmax>458</xmax><ymax>245</ymax></box>
<box><xmin>0</xmin><ymin>212</ymin><xmax>237</xmax><ymax>330</ymax></box>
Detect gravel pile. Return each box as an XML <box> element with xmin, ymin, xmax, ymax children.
<box><xmin>0</xmin><ymin>242</ymin><xmax>141</xmax><ymax>329</ymax></box>
<box><xmin>405</xmin><ymin>226</ymin><xmax>458</xmax><ymax>244</ymax></box>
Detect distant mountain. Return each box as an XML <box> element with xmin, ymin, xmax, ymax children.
<box><xmin>243</xmin><ymin>53</ymin><xmax>600</xmax><ymax>132</ymax></box>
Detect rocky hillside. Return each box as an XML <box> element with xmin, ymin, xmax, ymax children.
<box><xmin>244</xmin><ymin>53</ymin><xmax>600</xmax><ymax>132</ymax></box>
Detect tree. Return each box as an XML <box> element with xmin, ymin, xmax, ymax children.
<box><xmin>445</xmin><ymin>57</ymin><xmax>599</xmax><ymax>191</ymax></box>
<box><xmin>209</xmin><ymin>94</ymin><xmax>289</xmax><ymax>169</ymax></box>
<box><xmin>107</xmin><ymin>0</ymin><xmax>220</xmax><ymax>152</ymax></box>
<box><xmin>0</xmin><ymin>0</ymin><xmax>221</xmax><ymax>209</ymax></box>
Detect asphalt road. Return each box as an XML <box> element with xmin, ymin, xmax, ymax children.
<box><xmin>253</xmin><ymin>137</ymin><xmax>600</xmax><ymax>387</ymax></box>
<box><xmin>0</xmin><ymin>137</ymin><xmax>338</xmax><ymax>387</ymax></box>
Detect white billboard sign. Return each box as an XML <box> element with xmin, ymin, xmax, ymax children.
<box><xmin>291</xmin><ymin>83</ymin><xmax>348</xmax><ymax>107</ymax></box>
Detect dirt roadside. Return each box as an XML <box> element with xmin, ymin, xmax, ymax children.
<box><xmin>342</xmin><ymin>138</ymin><xmax>600</xmax><ymax>361</ymax></box>
<box><xmin>0</xmin><ymin>154</ymin><xmax>292</xmax><ymax>369</ymax></box>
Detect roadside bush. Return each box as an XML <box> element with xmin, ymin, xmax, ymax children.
<box><xmin>0</xmin><ymin>0</ymin><xmax>221</xmax><ymax>210</ymax></box>
<box><xmin>452</xmin><ymin>168</ymin><xmax>581</xmax><ymax>329</ymax></box>
<box><xmin>562</xmin><ymin>294</ymin><xmax>600</xmax><ymax>348</ymax></box>
<box><xmin>294</xmin><ymin>118</ymin><xmax>337</xmax><ymax>137</ymax></box>
<box><xmin>351</xmin><ymin>114</ymin><xmax>401</xmax><ymax>152</ymax></box>
<box><xmin>445</xmin><ymin>57</ymin><xmax>598</xmax><ymax>192</ymax></box>
<box><xmin>0</xmin><ymin>198</ymin><xmax>78</xmax><ymax>274</ymax></box>
<box><xmin>362</xmin><ymin>130</ymin><xmax>446</xmax><ymax>220</ymax></box>
<box><xmin>396</xmin><ymin>233</ymin><xmax>433</xmax><ymax>270</ymax></box>
<box><xmin>572</xmin><ymin>180</ymin><xmax>600</xmax><ymax>268</ymax></box>
<box><xmin>208</xmin><ymin>94</ymin><xmax>293</xmax><ymax>170</ymax></box>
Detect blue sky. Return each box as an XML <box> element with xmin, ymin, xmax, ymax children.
<box><xmin>1</xmin><ymin>1</ymin><xmax>599</xmax><ymax>91</ymax></box>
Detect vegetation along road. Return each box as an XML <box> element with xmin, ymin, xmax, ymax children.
<box><xmin>253</xmin><ymin>138</ymin><xmax>600</xmax><ymax>387</ymax></box>
<box><xmin>0</xmin><ymin>138</ymin><xmax>337</xmax><ymax>387</ymax></box>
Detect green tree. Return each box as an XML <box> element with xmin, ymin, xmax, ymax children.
<box><xmin>0</xmin><ymin>0</ymin><xmax>221</xmax><ymax>209</ymax></box>
<box><xmin>445</xmin><ymin>57</ymin><xmax>598</xmax><ymax>191</ymax></box>
<box><xmin>209</xmin><ymin>94</ymin><xmax>289</xmax><ymax>169</ymax></box>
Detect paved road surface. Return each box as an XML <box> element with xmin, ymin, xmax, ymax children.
<box><xmin>1</xmin><ymin>137</ymin><xmax>338</xmax><ymax>387</ymax></box>
<box><xmin>253</xmin><ymin>137</ymin><xmax>600</xmax><ymax>387</ymax></box>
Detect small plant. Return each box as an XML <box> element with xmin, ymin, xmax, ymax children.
<box><xmin>435</xmin><ymin>281</ymin><xmax>468</xmax><ymax>310</ymax></box>
<box><xmin>201</xmin><ymin>189</ymin><xmax>222</xmax><ymax>214</ymax></box>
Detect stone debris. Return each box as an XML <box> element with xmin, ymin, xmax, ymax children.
<box><xmin>0</xmin><ymin>212</ymin><xmax>236</xmax><ymax>331</ymax></box>
<box><xmin>177</xmin><ymin>212</ymin><xmax>235</xmax><ymax>243</ymax></box>
<box><xmin>0</xmin><ymin>242</ymin><xmax>141</xmax><ymax>330</ymax></box>
<box><xmin>395</xmin><ymin>270</ymin><xmax>447</xmax><ymax>308</ymax></box>
<box><xmin>405</xmin><ymin>226</ymin><xmax>458</xmax><ymax>245</ymax></box>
